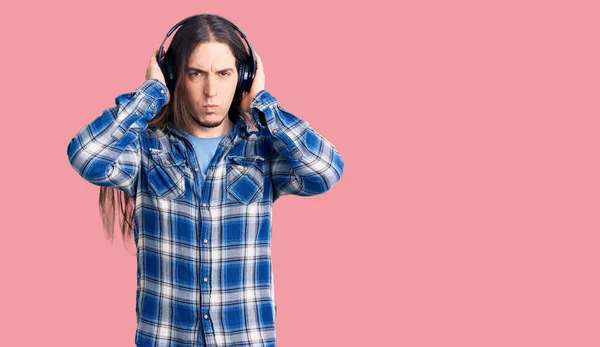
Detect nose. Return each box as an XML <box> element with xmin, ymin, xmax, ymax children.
<box><xmin>204</xmin><ymin>74</ymin><xmax>217</xmax><ymax>98</ymax></box>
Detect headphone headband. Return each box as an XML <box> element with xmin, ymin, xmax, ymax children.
<box><xmin>156</xmin><ymin>14</ymin><xmax>257</xmax><ymax>95</ymax></box>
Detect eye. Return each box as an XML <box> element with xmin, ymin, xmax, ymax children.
<box><xmin>190</xmin><ymin>71</ymin><xmax>231</xmax><ymax>77</ymax></box>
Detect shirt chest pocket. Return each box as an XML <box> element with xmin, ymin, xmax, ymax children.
<box><xmin>226</xmin><ymin>155</ymin><xmax>265</xmax><ymax>204</ymax></box>
<box><xmin>147</xmin><ymin>150</ymin><xmax>186</xmax><ymax>200</ymax></box>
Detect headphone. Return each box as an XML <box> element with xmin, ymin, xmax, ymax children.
<box><xmin>156</xmin><ymin>14</ymin><xmax>257</xmax><ymax>96</ymax></box>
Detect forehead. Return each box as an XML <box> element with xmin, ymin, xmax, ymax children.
<box><xmin>188</xmin><ymin>41</ymin><xmax>236</xmax><ymax>68</ymax></box>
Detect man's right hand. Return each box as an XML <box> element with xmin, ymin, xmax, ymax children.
<box><xmin>146</xmin><ymin>49</ymin><xmax>170</xmax><ymax>103</ymax></box>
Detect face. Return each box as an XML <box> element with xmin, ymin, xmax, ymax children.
<box><xmin>183</xmin><ymin>41</ymin><xmax>238</xmax><ymax>128</ymax></box>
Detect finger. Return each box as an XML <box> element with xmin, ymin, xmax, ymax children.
<box><xmin>255</xmin><ymin>52</ymin><xmax>262</xmax><ymax>70</ymax></box>
<box><xmin>153</xmin><ymin>48</ymin><xmax>165</xmax><ymax>62</ymax></box>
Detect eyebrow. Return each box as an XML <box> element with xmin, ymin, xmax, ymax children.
<box><xmin>188</xmin><ymin>67</ymin><xmax>234</xmax><ymax>73</ymax></box>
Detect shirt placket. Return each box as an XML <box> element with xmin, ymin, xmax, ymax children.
<box><xmin>171</xmin><ymin>125</ymin><xmax>244</xmax><ymax>347</ymax></box>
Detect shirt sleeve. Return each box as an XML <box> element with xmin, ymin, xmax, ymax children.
<box><xmin>248</xmin><ymin>90</ymin><xmax>345</xmax><ymax>201</ymax></box>
<box><xmin>66</xmin><ymin>78</ymin><xmax>169</xmax><ymax>198</ymax></box>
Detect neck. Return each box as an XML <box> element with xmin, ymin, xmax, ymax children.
<box><xmin>183</xmin><ymin>117</ymin><xmax>234</xmax><ymax>138</ymax></box>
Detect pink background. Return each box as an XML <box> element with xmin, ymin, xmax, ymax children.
<box><xmin>1</xmin><ymin>0</ymin><xmax>599</xmax><ymax>346</ymax></box>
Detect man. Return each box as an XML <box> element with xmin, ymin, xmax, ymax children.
<box><xmin>67</xmin><ymin>14</ymin><xmax>344</xmax><ymax>347</ymax></box>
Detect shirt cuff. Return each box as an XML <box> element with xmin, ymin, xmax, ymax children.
<box><xmin>137</xmin><ymin>79</ymin><xmax>169</xmax><ymax>114</ymax></box>
<box><xmin>249</xmin><ymin>89</ymin><xmax>276</xmax><ymax>129</ymax></box>
<box><xmin>248</xmin><ymin>90</ymin><xmax>309</xmax><ymax>161</ymax></box>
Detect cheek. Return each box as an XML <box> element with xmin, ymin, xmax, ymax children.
<box><xmin>229</xmin><ymin>79</ymin><xmax>239</xmax><ymax>95</ymax></box>
<box><xmin>226</xmin><ymin>90</ymin><xmax>237</xmax><ymax>104</ymax></box>
<box><xmin>183</xmin><ymin>85</ymin><xmax>202</xmax><ymax>102</ymax></box>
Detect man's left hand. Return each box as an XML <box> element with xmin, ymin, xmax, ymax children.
<box><xmin>240</xmin><ymin>51</ymin><xmax>265</xmax><ymax>131</ymax></box>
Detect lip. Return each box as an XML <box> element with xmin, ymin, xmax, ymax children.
<box><xmin>203</xmin><ymin>105</ymin><xmax>218</xmax><ymax>114</ymax></box>
<box><xmin>203</xmin><ymin>104</ymin><xmax>218</xmax><ymax>108</ymax></box>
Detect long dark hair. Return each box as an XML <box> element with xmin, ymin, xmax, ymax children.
<box><xmin>100</xmin><ymin>14</ymin><xmax>251</xmax><ymax>245</ymax></box>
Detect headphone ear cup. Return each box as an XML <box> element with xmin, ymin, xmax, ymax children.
<box><xmin>237</xmin><ymin>62</ymin><xmax>247</xmax><ymax>93</ymax></box>
<box><xmin>241</xmin><ymin>56</ymin><xmax>256</xmax><ymax>93</ymax></box>
<box><xmin>164</xmin><ymin>60</ymin><xmax>176</xmax><ymax>93</ymax></box>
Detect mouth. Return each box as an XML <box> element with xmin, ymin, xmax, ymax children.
<box><xmin>203</xmin><ymin>105</ymin><xmax>218</xmax><ymax>113</ymax></box>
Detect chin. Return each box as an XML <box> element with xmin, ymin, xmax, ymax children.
<box><xmin>194</xmin><ymin>112</ymin><xmax>228</xmax><ymax>128</ymax></box>
<box><xmin>201</xmin><ymin>113</ymin><xmax>224</xmax><ymax>121</ymax></box>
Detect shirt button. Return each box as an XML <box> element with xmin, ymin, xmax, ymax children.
<box><xmin>202</xmin><ymin>203</ymin><xmax>206</xmax><ymax>207</ymax></box>
<box><xmin>203</xmin><ymin>239</ymin><xmax>208</xmax><ymax>243</ymax></box>
<box><xmin>160</xmin><ymin>89</ymin><xmax>165</xmax><ymax>94</ymax></box>
<box><xmin>204</xmin><ymin>314</ymin><xmax>209</xmax><ymax>319</ymax></box>
<box><xmin>273</xmin><ymin>129</ymin><xmax>279</xmax><ymax>134</ymax></box>
<box><xmin>243</xmin><ymin>167</ymin><xmax>248</xmax><ymax>172</ymax></box>
<box><xmin>135</xmin><ymin>111</ymin><xmax>139</xmax><ymax>115</ymax></box>
<box><xmin>195</xmin><ymin>167</ymin><xmax>200</xmax><ymax>172</ymax></box>
<box><xmin>203</xmin><ymin>278</ymin><xmax>208</xmax><ymax>282</ymax></box>
<box><xmin>165</xmin><ymin>159</ymin><xmax>170</xmax><ymax>164</ymax></box>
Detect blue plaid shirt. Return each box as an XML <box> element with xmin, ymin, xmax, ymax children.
<box><xmin>66</xmin><ymin>78</ymin><xmax>344</xmax><ymax>347</ymax></box>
